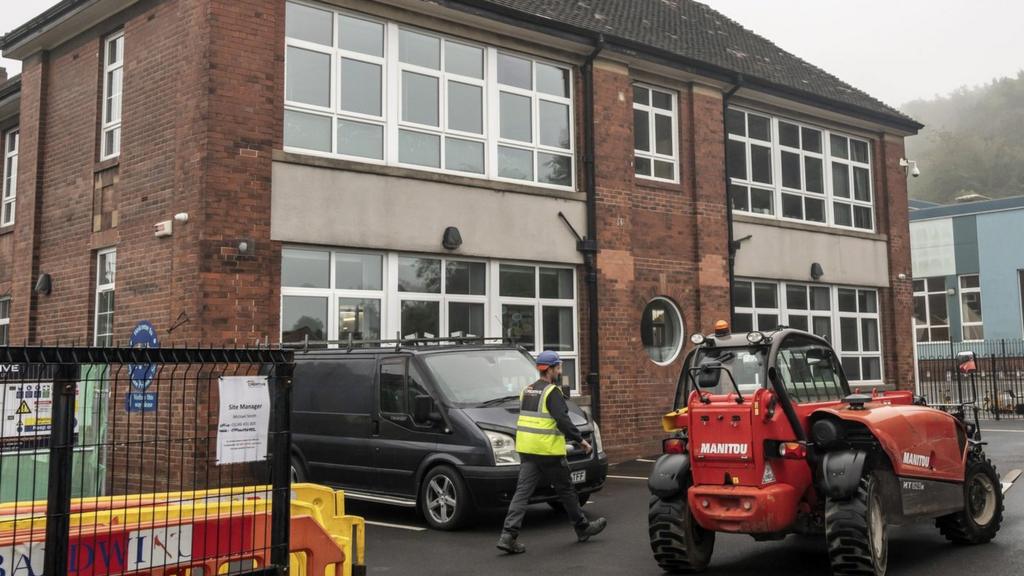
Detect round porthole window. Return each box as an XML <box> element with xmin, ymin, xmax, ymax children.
<box><xmin>641</xmin><ymin>297</ymin><xmax>684</xmax><ymax>365</ymax></box>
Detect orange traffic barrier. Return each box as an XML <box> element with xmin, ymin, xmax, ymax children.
<box><xmin>0</xmin><ymin>484</ymin><xmax>365</xmax><ymax>575</ymax></box>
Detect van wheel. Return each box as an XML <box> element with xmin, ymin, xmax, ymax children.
<box><xmin>825</xmin><ymin>472</ymin><xmax>888</xmax><ymax>576</ymax></box>
<box><xmin>290</xmin><ymin>455</ymin><xmax>307</xmax><ymax>484</ymax></box>
<box><xmin>420</xmin><ymin>465</ymin><xmax>473</xmax><ymax>530</ymax></box>
<box><xmin>547</xmin><ymin>493</ymin><xmax>590</xmax><ymax>512</ymax></box>
<box><xmin>936</xmin><ymin>454</ymin><xmax>1003</xmax><ymax>544</ymax></box>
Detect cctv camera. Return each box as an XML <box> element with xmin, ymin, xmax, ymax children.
<box><xmin>911</xmin><ymin>163</ymin><xmax>921</xmax><ymax>178</ymax></box>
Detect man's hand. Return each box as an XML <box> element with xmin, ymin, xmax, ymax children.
<box><xmin>579</xmin><ymin>440</ymin><xmax>593</xmax><ymax>455</ymax></box>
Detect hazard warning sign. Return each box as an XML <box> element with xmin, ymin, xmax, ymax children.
<box><xmin>2</xmin><ymin>383</ymin><xmax>54</xmax><ymax>452</ymax></box>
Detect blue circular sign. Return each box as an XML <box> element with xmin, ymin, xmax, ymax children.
<box><xmin>129</xmin><ymin>321</ymin><xmax>159</xmax><ymax>391</ymax></box>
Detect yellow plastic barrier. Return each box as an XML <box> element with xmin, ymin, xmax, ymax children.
<box><xmin>0</xmin><ymin>484</ymin><xmax>365</xmax><ymax>575</ymax></box>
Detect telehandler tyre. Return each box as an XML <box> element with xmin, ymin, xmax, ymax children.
<box><xmin>648</xmin><ymin>494</ymin><xmax>715</xmax><ymax>573</ymax></box>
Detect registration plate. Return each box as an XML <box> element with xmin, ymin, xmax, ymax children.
<box><xmin>571</xmin><ymin>470</ymin><xmax>586</xmax><ymax>484</ymax></box>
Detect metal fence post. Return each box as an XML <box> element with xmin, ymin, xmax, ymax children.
<box><xmin>43</xmin><ymin>362</ymin><xmax>78</xmax><ymax>575</ymax></box>
<box><xmin>270</xmin><ymin>358</ymin><xmax>294</xmax><ymax>572</ymax></box>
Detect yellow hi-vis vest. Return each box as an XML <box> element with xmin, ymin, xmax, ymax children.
<box><xmin>515</xmin><ymin>381</ymin><xmax>567</xmax><ymax>456</ymax></box>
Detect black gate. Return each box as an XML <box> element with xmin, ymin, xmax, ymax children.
<box><xmin>917</xmin><ymin>339</ymin><xmax>1024</xmax><ymax>420</ymax></box>
<box><xmin>0</xmin><ymin>346</ymin><xmax>293</xmax><ymax>575</ymax></box>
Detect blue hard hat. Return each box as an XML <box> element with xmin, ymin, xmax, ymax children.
<box><xmin>536</xmin><ymin>350</ymin><xmax>562</xmax><ymax>367</ymax></box>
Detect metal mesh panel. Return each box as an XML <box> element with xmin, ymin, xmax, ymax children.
<box><xmin>0</xmin><ymin>347</ymin><xmax>293</xmax><ymax>575</ymax></box>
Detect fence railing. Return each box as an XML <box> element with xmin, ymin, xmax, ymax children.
<box><xmin>0</xmin><ymin>346</ymin><xmax>294</xmax><ymax>575</ymax></box>
<box><xmin>917</xmin><ymin>339</ymin><xmax>1024</xmax><ymax>420</ymax></box>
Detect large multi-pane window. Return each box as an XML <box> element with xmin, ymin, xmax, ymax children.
<box><xmin>2</xmin><ymin>129</ymin><xmax>16</xmax><ymax>226</ymax></box>
<box><xmin>733</xmin><ymin>279</ymin><xmax>882</xmax><ymax>383</ymax></box>
<box><xmin>94</xmin><ymin>249</ymin><xmax>116</xmax><ymax>346</ymax></box>
<box><xmin>283</xmin><ymin>1</ymin><xmax>574</xmax><ymax>189</ymax></box>
<box><xmin>913</xmin><ymin>277</ymin><xmax>949</xmax><ymax>342</ymax></box>
<box><xmin>280</xmin><ymin>248</ymin><xmax>581</xmax><ymax>391</ymax></box>
<box><xmin>632</xmin><ymin>84</ymin><xmax>678</xmax><ymax>182</ymax></box>
<box><xmin>0</xmin><ymin>298</ymin><xmax>9</xmax><ymax>345</ymax></box>
<box><xmin>727</xmin><ymin>107</ymin><xmax>875</xmax><ymax>231</ymax></box>
<box><xmin>101</xmin><ymin>31</ymin><xmax>124</xmax><ymax>160</ymax></box>
<box><xmin>959</xmin><ymin>274</ymin><xmax>984</xmax><ymax>341</ymax></box>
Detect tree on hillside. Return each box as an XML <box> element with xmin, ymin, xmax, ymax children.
<box><xmin>902</xmin><ymin>71</ymin><xmax>1024</xmax><ymax>203</ymax></box>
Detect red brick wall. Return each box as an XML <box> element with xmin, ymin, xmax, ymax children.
<box><xmin>590</xmin><ymin>65</ymin><xmax>731</xmax><ymax>461</ymax></box>
<box><xmin>877</xmin><ymin>135</ymin><xmax>915</xmax><ymax>389</ymax></box>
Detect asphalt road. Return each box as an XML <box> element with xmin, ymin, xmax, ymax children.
<box><xmin>352</xmin><ymin>419</ymin><xmax>1024</xmax><ymax>576</ymax></box>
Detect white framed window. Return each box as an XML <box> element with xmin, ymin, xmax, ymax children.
<box><xmin>726</xmin><ymin>109</ymin><xmax>775</xmax><ymax>216</ymax></box>
<box><xmin>727</xmin><ymin>107</ymin><xmax>875</xmax><ymax>231</ymax></box>
<box><xmin>783</xmin><ymin>283</ymin><xmax>833</xmax><ymax>341</ymax></box>
<box><xmin>913</xmin><ymin>277</ymin><xmax>949</xmax><ymax>342</ymax></box>
<box><xmin>959</xmin><ymin>274</ymin><xmax>984</xmax><ymax>341</ymax></box>
<box><xmin>829</xmin><ymin>134</ymin><xmax>873</xmax><ymax>229</ymax></box>
<box><xmin>777</xmin><ymin>119</ymin><xmax>826</xmax><ymax>224</ymax></box>
<box><xmin>2</xmin><ymin>128</ymin><xmax>17</xmax><ymax>226</ymax></box>
<box><xmin>835</xmin><ymin>287</ymin><xmax>881</xmax><ymax>383</ymax></box>
<box><xmin>732</xmin><ymin>279</ymin><xmax>780</xmax><ymax>332</ymax></box>
<box><xmin>734</xmin><ymin>279</ymin><xmax>883</xmax><ymax>384</ymax></box>
<box><xmin>280</xmin><ymin>248</ymin><xmax>581</xmax><ymax>391</ymax></box>
<box><xmin>632</xmin><ymin>84</ymin><xmax>678</xmax><ymax>182</ymax></box>
<box><xmin>0</xmin><ymin>297</ymin><xmax>9</xmax><ymax>346</ymax></box>
<box><xmin>283</xmin><ymin>1</ymin><xmax>574</xmax><ymax>190</ymax></box>
<box><xmin>101</xmin><ymin>31</ymin><xmax>124</xmax><ymax>160</ymax></box>
<box><xmin>94</xmin><ymin>248</ymin><xmax>116</xmax><ymax>346</ymax></box>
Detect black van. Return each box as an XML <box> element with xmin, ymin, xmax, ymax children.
<box><xmin>290</xmin><ymin>344</ymin><xmax>608</xmax><ymax>530</ymax></box>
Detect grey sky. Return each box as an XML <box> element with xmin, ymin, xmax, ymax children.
<box><xmin>3</xmin><ymin>1</ymin><xmax>1023</xmax><ymax>106</ymax></box>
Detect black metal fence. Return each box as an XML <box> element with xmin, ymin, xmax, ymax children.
<box><xmin>0</xmin><ymin>346</ymin><xmax>293</xmax><ymax>575</ymax></box>
<box><xmin>917</xmin><ymin>339</ymin><xmax>1024</xmax><ymax>420</ymax></box>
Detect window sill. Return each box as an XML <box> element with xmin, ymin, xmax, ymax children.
<box><xmin>272</xmin><ymin>150</ymin><xmax>587</xmax><ymax>202</ymax></box>
<box><xmin>94</xmin><ymin>157</ymin><xmax>119</xmax><ymax>173</ymax></box>
<box><xmin>733</xmin><ymin>213</ymin><xmax>887</xmax><ymax>241</ymax></box>
<box><xmin>634</xmin><ymin>177</ymin><xmax>683</xmax><ymax>193</ymax></box>
<box><xmin>0</xmin><ymin>224</ymin><xmax>13</xmax><ymax>236</ymax></box>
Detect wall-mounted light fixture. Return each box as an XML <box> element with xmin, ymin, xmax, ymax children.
<box><xmin>34</xmin><ymin>273</ymin><xmax>52</xmax><ymax>296</ymax></box>
<box><xmin>810</xmin><ymin>262</ymin><xmax>824</xmax><ymax>281</ymax></box>
<box><xmin>442</xmin><ymin>227</ymin><xmax>463</xmax><ymax>250</ymax></box>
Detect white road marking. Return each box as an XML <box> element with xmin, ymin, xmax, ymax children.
<box><xmin>364</xmin><ymin>520</ymin><xmax>427</xmax><ymax>532</ymax></box>
<box><xmin>636</xmin><ymin>458</ymin><xmax>657</xmax><ymax>463</ymax></box>
<box><xmin>981</xmin><ymin>428</ymin><xmax>1024</xmax><ymax>433</ymax></box>
<box><xmin>1001</xmin><ymin>470</ymin><xmax>1022</xmax><ymax>495</ymax></box>
<box><xmin>607</xmin><ymin>475</ymin><xmax>648</xmax><ymax>481</ymax></box>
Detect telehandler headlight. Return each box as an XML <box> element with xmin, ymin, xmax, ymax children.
<box><xmin>746</xmin><ymin>331</ymin><xmax>765</xmax><ymax>344</ymax></box>
<box><xmin>690</xmin><ymin>333</ymin><xmax>706</xmax><ymax>345</ymax></box>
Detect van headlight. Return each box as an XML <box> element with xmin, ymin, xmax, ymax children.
<box><xmin>593</xmin><ymin>422</ymin><xmax>604</xmax><ymax>455</ymax></box>
<box><xmin>485</xmin><ymin>430</ymin><xmax>520</xmax><ymax>466</ymax></box>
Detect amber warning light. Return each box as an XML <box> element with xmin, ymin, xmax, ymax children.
<box><xmin>714</xmin><ymin>320</ymin><xmax>730</xmax><ymax>337</ymax></box>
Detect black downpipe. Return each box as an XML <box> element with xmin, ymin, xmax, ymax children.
<box><xmin>583</xmin><ymin>39</ymin><xmax>604</xmax><ymax>424</ymax></box>
<box><xmin>722</xmin><ymin>80</ymin><xmax>742</xmax><ymax>324</ymax></box>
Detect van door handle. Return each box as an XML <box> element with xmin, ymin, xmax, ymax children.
<box><xmin>372</xmin><ymin>421</ymin><xmax>380</xmax><ymax>435</ymax></box>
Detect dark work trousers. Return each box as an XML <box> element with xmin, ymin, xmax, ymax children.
<box><xmin>502</xmin><ymin>454</ymin><xmax>588</xmax><ymax>537</ymax></box>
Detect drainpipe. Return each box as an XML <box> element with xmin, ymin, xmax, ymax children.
<box><xmin>582</xmin><ymin>37</ymin><xmax>604</xmax><ymax>424</ymax></box>
<box><xmin>723</xmin><ymin>78</ymin><xmax>743</xmax><ymax>323</ymax></box>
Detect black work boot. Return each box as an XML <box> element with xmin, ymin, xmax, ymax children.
<box><xmin>497</xmin><ymin>533</ymin><xmax>526</xmax><ymax>554</ymax></box>
<box><xmin>576</xmin><ymin>517</ymin><xmax>607</xmax><ymax>542</ymax></box>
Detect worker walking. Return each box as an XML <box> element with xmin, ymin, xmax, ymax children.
<box><xmin>497</xmin><ymin>350</ymin><xmax>607</xmax><ymax>554</ymax></box>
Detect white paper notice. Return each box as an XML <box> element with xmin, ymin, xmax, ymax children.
<box><xmin>216</xmin><ymin>375</ymin><xmax>271</xmax><ymax>465</ymax></box>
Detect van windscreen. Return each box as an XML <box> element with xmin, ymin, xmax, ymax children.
<box><xmin>421</xmin><ymin>349</ymin><xmax>538</xmax><ymax>406</ymax></box>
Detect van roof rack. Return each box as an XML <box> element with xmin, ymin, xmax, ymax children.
<box><xmin>282</xmin><ymin>334</ymin><xmax>521</xmax><ymax>354</ymax></box>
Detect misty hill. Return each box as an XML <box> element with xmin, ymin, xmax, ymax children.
<box><xmin>901</xmin><ymin>71</ymin><xmax>1024</xmax><ymax>204</ymax></box>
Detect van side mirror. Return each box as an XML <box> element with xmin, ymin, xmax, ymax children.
<box><xmin>413</xmin><ymin>394</ymin><xmax>442</xmax><ymax>424</ymax></box>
